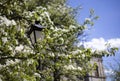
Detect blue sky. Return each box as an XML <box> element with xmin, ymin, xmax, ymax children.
<box><xmin>68</xmin><ymin>0</ymin><xmax>120</xmax><ymax>39</ymax></box>
<box><xmin>68</xmin><ymin>0</ymin><xmax>120</xmax><ymax>81</ymax></box>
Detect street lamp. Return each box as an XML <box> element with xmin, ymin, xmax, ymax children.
<box><xmin>26</xmin><ymin>21</ymin><xmax>61</xmax><ymax>80</ymax></box>
<box><xmin>27</xmin><ymin>21</ymin><xmax>44</xmax><ymax>70</ymax></box>
<box><xmin>27</xmin><ymin>21</ymin><xmax>44</xmax><ymax>45</ymax></box>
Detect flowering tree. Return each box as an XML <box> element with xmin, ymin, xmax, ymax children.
<box><xmin>0</xmin><ymin>0</ymin><xmax>118</xmax><ymax>81</ymax></box>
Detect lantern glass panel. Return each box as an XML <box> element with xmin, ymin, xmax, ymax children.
<box><xmin>30</xmin><ymin>30</ymin><xmax>44</xmax><ymax>44</ymax></box>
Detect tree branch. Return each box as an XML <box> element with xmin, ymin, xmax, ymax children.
<box><xmin>0</xmin><ymin>56</ymin><xmax>27</xmax><ymax>60</ymax></box>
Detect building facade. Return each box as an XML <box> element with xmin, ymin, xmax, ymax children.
<box><xmin>85</xmin><ymin>57</ymin><xmax>106</xmax><ymax>81</ymax></box>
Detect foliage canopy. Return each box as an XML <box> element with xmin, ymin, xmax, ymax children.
<box><xmin>0</xmin><ymin>0</ymin><xmax>117</xmax><ymax>81</ymax></box>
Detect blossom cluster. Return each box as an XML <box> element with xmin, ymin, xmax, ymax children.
<box><xmin>0</xmin><ymin>16</ymin><xmax>16</xmax><ymax>26</ymax></box>
<box><xmin>23</xmin><ymin>6</ymin><xmax>53</xmax><ymax>28</ymax></box>
<box><xmin>64</xmin><ymin>64</ymin><xmax>82</xmax><ymax>71</ymax></box>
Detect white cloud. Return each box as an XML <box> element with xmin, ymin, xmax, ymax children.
<box><xmin>84</xmin><ymin>38</ymin><xmax>107</xmax><ymax>51</ymax></box>
<box><xmin>104</xmin><ymin>68</ymin><xmax>114</xmax><ymax>75</ymax></box>
<box><xmin>79</xmin><ymin>38</ymin><xmax>120</xmax><ymax>51</ymax></box>
<box><xmin>108</xmin><ymin>38</ymin><xmax>120</xmax><ymax>48</ymax></box>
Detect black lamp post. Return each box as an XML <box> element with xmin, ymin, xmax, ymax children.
<box><xmin>27</xmin><ymin>21</ymin><xmax>44</xmax><ymax>44</ymax></box>
<box><xmin>27</xmin><ymin>21</ymin><xmax>60</xmax><ymax>80</ymax></box>
<box><xmin>27</xmin><ymin>21</ymin><xmax>44</xmax><ymax>70</ymax></box>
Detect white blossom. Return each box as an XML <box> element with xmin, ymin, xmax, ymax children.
<box><xmin>27</xmin><ymin>59</ymin><xmax>34</xmax><ymax>65</ymax></box>
<box><xmin>62</xmin><ymin>29</ymin><xmax>69</xmax><ymax>32</ymax></box>
<box><xmin>54</xmin><ymin>28</ymin><xmax>69</xmax><ymax>32</ymax></box>
<box><xmin>2</xmin><ymin>37</ymin><xmax>8</xmax><ymax>44</ymax></box>
<box><xmin>0</xmin><ymin>78</ymin><xmax>2</xmax><ymax>81</ymax></box>
<box><xmin>48</xmin><ymin>52</ymin><xmax>55</xmax><ymax>57</ymax></box>
<box><xmin>0</xmin><ymin>30</ymin><xmax>4</xmax><ymax>33</ymax></box>
<box><xmin>11</xmin><ymin>20</ymin><xmax>16</xmax><ymax>25</ymax></box>
<box><xmin>69</xmin><ymin>25</ymin><xmax>76</xmax><ymax>29</ymax></box>
<box><xmin>34</xmin><ymin>73</ymin><xmax>41</xmax><ymax>78</ymax></box>
<box><xmin>44</xmin><ymin>11</ymin><xmax>49</xmax><ymax>17</ymax></box>
<box><xmin>28</xmin><ymin>11</ymin><xmax>33</xmax><ymax>17</ymax></box>
<box><xmin>82</xmin><ymin>54</ymin><xmax>85</xmax><ymax>58</ymax></box>
<box><xmin>22</xmin><ymin>46</ymin><xmax>34</xmax><ymax>53</ymax></box>
<box><xmin>58</xmin><ymin>54</ymin><xmax>68</xmax><ymax>57</ymax></box>
<box><xmin>71</xmin><ymin>50</ymin><xmax>82</xmax><ymax>54</ymax></box>
<box><xmin>0</xmin><ymin>16</ymin><xmax>11</xmax><ymax>26</ymax></box>
<box><xmin>64</xmin><ymin>65</ymin><xmax>82</xmax><ymax>71</ymax></box>
<box><xmin>8</xmin><ymin>46</ymin><xmax>13</xmax><ymax>51</ymax></box>
<box><xmin>23</xmin><ymin>49</ymin><xmax>29</xmax><ymax>53</ymax></box>
<box><xmin>15</xmin><ymin>40</ymin><xmax>19</xmax><ymax>45</ymax></box>
<box><xmin>54</xmin><ymin>28</ymin><xmax>59</xmax><ymax>31</ymax></box>
<box><xmin>36</xmin><ymin>6</ymin><xmax>47</xmax><ymax>10</ymax></box>
<box><xmin>77</xmin><ymin>67</ymin><xmax>82</xmax><ymax>70</ymax></box>
<box><xmin>65</xmin><ymin>65</ymin><xmax>75</xmax><ymax>70</ymax></box>
<box><xmin>38</xmin><ymin>16</ymin><xmax>42</xmax><ymax>21</ymax></box>
<box><xmin>15</xmin><ymin>44</ymin><xmax>24</xmax><ymax>51</ymax></box>
<box><xmin>50</xmin><ymin>26</ymin><xmax>54</xmax><ymax>30</ymax></box>
<box><xmin>85</xmin><ymin>18</ymin><xmax>91</xmax><ymax>22</ymax></box>
<box><xmin>0</xmin><ymin>29</ymin><xmax>8</xmax><ymax>36</ymax></box>
<box><xmin>0</xmin><ymin>16</ymin><xmax>16</xmax><ymax>26</ymax></box>
<box><xmin>3</xmin><ymin>32</ymin><xmax>7</xmax><ymax>36</ymax></box>
<box><xmin>6</xmin><ymin>59</ymin><xmax>20</xmax><ymax>66</ymax></box>
<box><xmin>53</xmin><ymin>33</ymin><xmax>59</xmax><ymax>37</ymax></box>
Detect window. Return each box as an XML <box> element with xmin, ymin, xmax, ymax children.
<box><xmin>95</xmin><ymin>65</ymin><xmax>99</xmax><ymax>77</ymax></box>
